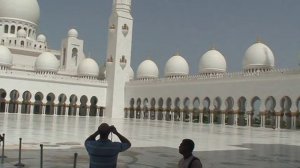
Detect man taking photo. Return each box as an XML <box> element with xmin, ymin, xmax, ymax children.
<box><xmin>85</xmin><ymin>123</ymin><xmax>131</xmax><ymax>168</ymax></box>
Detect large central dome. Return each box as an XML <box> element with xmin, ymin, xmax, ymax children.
<box><xmin>0</xmin><ymin>0</ymin><xmax>40</xmax><ymax>24</ymax></box>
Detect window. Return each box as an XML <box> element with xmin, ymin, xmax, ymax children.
<box><xmin>72</xmin><ymin>48</ymin><xmax>78</xmax><ymax>65</ymax></box>
<box><xmin>4</xmin><ymin>25</ymin><xmax>8</xmax><ymax>33</ymax></box>
<box><xmin>28</xmin><ymin>29</ymin><xmax>31</xmax><ymax>37</ymax></box>
<box><xmin>10</xmin><ymin>25</ymin><xmax>15</xmax><ymax>34</ymax></box>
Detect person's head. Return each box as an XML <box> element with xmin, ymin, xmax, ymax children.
<box><xmin>179</xmin><ymin>139</ymin><xmax>195</xmax><ymax>155</ymax></box>
<box><xmin>98</xmin><ymin>123</ymin><xmax>111</xmax><ymax>139</ymax></box>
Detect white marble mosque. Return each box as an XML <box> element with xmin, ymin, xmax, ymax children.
<box><xmin>0</xmin><ymin>0</ymin><xmax>300</xmax><ymax>131</ymax></box>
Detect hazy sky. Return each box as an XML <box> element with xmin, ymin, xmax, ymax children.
<box><xmin>38</xmin><ymin>0</ymin><xmax>300</xmax><ymax>74</ymax></box>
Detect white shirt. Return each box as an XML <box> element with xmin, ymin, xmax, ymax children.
<box><xmin>178</xmin><ymin>155</ymin><xmax>203</xmax><ymax>168</ymax></box>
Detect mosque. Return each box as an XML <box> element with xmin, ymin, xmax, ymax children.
<box><xmin>0</xmin><ymin>0</ymin><xmax>299</xmax><ymax>130</ymax></box>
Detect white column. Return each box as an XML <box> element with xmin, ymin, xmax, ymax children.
<box><xmin>5</xmin><ymin>102</ymin><xmax>8</xmax><ymax>113</ymax></box>
<box><xmin>171</xmin><ymin>112</ymin><xmax>175</xmax><ymax>121</ymax></box>
<box><xmin>189</xmin><ymin>112</ymin><xmax>192</xmax><ymax>122</ymax></box>
<box><xmin>18</xmin><ymin>102</ymin><xmax>22</xmax><ymax>114</ymax></box>
<box><xmin>65</xmin><ymin>106</ymin><xmax>69</xmax><ymax>116</ymax></box>
<box><xmin>180</xmin><ymin>112</ymin><xmax>184</xmax><ymax>122</ymax></box>
<box><xmin>155</xmin><ymin>110</ymin><xmax>158</xmax><ymax>120</ymax></box>
<box><xmin>220</xmin><ymin>104</ymin><xmax>226</xmax><ymax>125</ymax></box>
<box><xmin>133</xmin><ymin>109</ymin><xmax>136</xmax><ymax>119</ymax></box>
<box><xmin>233</xmin><ymin>105</ymin><xmax>239</xmax><ymax>126</ymax></box>
<box><xmin>276</xmin><ymin>114</ymin><xmax>282</xmax><ymax>129</ymax></box>
<box><xmin>274</xmin><ymin>105</ymin><xmax>282</xmax><ymax>129</ymax></box>
<box><xmin>199</xmin><ymin>104</ymin><xmax>203</xmax><ymax>124</ymax></box>
<box><xmin>162</xmin><ymin>111</ymin><xmax>166</xmax><ymax>121</ymax></box>
<box><xmin>141</xmin><ymin>110</ymin><xmax>144</xmax><ymax>119</ymax></box>
<box><xmin>291</xmin><ymin>115</ymin><xmax>296</xmax><ymax>129</ymax></box>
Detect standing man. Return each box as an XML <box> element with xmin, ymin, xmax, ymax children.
<box><xmin>178</xmin><ymin>139</ymin><xmax>203</xmax><ymax>168</ymax></box>
<box><xmin>85</xmin><ymin>123</ymin><xmax>131</xmax><ymax>168</ymax></box>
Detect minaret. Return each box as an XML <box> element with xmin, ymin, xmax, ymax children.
<box><xmin>105</xmin><ymin>0</ymin><xmax>133</xmax><ymax>118</ymax></box>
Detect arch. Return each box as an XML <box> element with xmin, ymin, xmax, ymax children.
<box><xmin>202</xmin><ymin>97</ymin><xmax>211</xmax><ymax>124</ymax></box>
<box><xmin>21</xmin><ymin>91</ymin><xmax>31</xmax><ymax>114</ymax></box>
<box><xmin>151</xmin><ymin>98</ymin><xmax>158</xmax><ymax>120</ymax></box>
<box><xmin>34</xmin><ymin>92</ymin><xmax>43</xmax><ymax>114</ymax></box>
<box><xmin>45</xmin><ymin>93</ymin><xmax>55</xmax><ymax>115</ymax></box>
<box><xmin>0</xmin><ymin>89</ymin><xmax>7</xmax><ymax>112</ymax></box>
<box><xmin>10</xmin><ymin>25</ymin><xmax>15</xmax><ymax>34</ymax></box>
<box><xmin>4</xmin><ymin>25</ymin><xmax>8</xmax><ymax>33</ymax></box>
<box><xmin>89</xmin><ymin>96</ymin><xmax>98</xmax><ymax>116</ymax></box>
<box><xmin>264</xmin><ymin>96</ymin><xmax>276</xmax><ymax>128</ymax></box>
<box><xmin>296</xmin><ymin>97</ymin><xmax>300</xmax><ymax>129</ymax></box>
<box><xmin>136</xmin><ymin>98</ymin><xmax>141</xmax><ymax>119</ymax></box>
<box><xmin>251</xmin><ymin>96</ymin><xmax>261</xmax><ymax>127</ymax></box>
<box><xmin>280</xmin><ymin>96</ymin><xmax>292</xmax><ymax>129</ymax></box>
<box><xmin>142</xmin><ymin>98</ymin><xmax>149</xmax><ymax>119</ymax></box>
<box><xmin>79</xmin><ymin>95</ymin><xmax>88</xmax><ymax>116</ymax></box>
<box><xmin>225</xmin><ymin>97</ymin><xmax>235</xmax><ymax>125</ymax></box>
<box><xmin>192</xmin><ymin>97</ymin><xmax>200</xmax><ymax>122</ymax></box>
<box><xmin>165</xmin><ymin>97</ymin><xmax>172</xmax><ymax>121</ymax></box>
<box><xmin>213</xmin><ymin>97</ymin><xmax>222</xmax><ymax>124</ymax></box>
<box><xmin>57</xmin><ymin>94</ymin><xmax>67</xmax><ymax>115</ymax></box>
<box><xmin>174</xmin><ymin>97</ymin><xmax>181</xmax><ymax>121</ymax></box>
<box><xmin>128</xmin><ymin>98</ymin><xmax>135</xmax><ymax>118</ymax></box>
<box><xmin>183</xmin><ymin>97</ymin><xmax>190</xmax><ymax>122</ymax></box>
<box><xmin>157</xmin><ymin>98</ymin><xmax>164</xmax><ymax>120</ymax></box>
<box><xmin>68</xmin><ymin>94</ymin><xmax>78</xmax><ymax>116</ymax></box>
<box><xmin>8</xmin><ymin>90</ymin><xmax>19</xmax><ymax>113</ymax></box>
<box><xmin>237</xmin><ymin>97</ymin><xmax>247</xmax><ymax>126</ymax></box>
<box><xmin>72</xmin><ymin>48</ymin><xmax>78</xmax><ymax>65</ymax></box>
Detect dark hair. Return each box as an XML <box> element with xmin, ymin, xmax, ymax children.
<box><xmin>182</xmin><ymin>139</ymin><xmax>195</xmax><ymax>152</ymax></box>
<box><xmin>98</xmin><ymin>123</ymin><xmax>111</xmax><ymax>137</ymax></box>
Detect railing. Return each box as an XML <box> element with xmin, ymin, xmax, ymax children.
<box><xmin>128</xmin><ymin>68</ymin><xmax>300</xmax><ymax>85</ymax></box>
<box><xmin>0</xmin><ymin>68</ymin><xmax>107</xmax><ymax>86</ymax></box>
<box><xmin>0</xmin><ymin>134</ymin><xmax>79</xmax><ymax>168</ymax></box>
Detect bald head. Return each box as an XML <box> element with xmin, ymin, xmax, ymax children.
<box><xmin>98</xmin><ymin>123</ymin><xmax>111</xmax><ymax>138</ymax></box>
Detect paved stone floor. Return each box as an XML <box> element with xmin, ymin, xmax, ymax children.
<box><xmin>0</xmin><ymin>114</ymin><xmax>300</xmax><ymax>168</ymax></box>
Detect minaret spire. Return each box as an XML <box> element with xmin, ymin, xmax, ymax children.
<box><xmin>113</xmin><ymin>0</ymin><xmax>132</xmax><ymax>13</ymax></box>
<box><xmin>105</xmin><ymin>0</ymin><xmax>133</xmax><ymax>118</ymax></box>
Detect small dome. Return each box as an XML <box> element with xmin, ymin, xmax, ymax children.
<box><xmin>199</xmin><ymin>49</ymin><xmax>227</xmax><ymax>74</ymax></box>
<box><xmin>243</xmin><ymin>42</ymin><xmax>275</xmax><ymax>70</ymax></box>
<box><xmin>78</xmin><ymin>58</ymin><xmax>99</xmax><ymax>77</ymax></box>
<box><xmin>17</xmin><ymin>29</ymin><xmax>27</xmax><ymax>38</ymax></box>
<box><xmin>164</xmin><ymin>53</ymin><xmax>189</xmax><ymax>77</ymax></box>
<box><xmin>137</xmin><ymin>59</ymin><xmax>159</xmax><ymax>79</ymax></box>
<box><xmin>37</xmin><ymin>34</ymin><xmax>46</xmax><ymax>43</ymax></box>
<box><xmin>0</xmin><ymin>0</ymin><xmax>40</xmax><ymax>24</ymax></box>
<box><xmin>35</xmin><ymin>52</ymin><xmax>59</xmax><ymax>72</ymax></box>
<box><xmin>129</xmin><ymin>66</ymin><xmax>134</xmax><ymax>80</ymax></box>
<box><xmin>68</xmin><ymin>29</ymin><xmax>78</xmax><ymax>38</ymax></box>
<box><xmin>0</xmin><ymin>45</ymin><xmax>12</xmax><ymax>67</ymax></box>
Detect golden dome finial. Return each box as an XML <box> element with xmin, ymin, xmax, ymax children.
<box><xmin>174</xmin><ymin>49</ymin><xmax>181</xmax><ymax>56</ymax></box>
<box><xmin>210</xmin><ymin>44</ymin><xmax>216</xmax><ymax>50</ymax></box>
<box><xmin>146</xmin><ymin>56</ymin><xmax>152</xmax><ymax>60</ymax></box>
<box><xmin>256</xmin><ymin>36</ymin><xmax>262</xmax><ymax>43</ymax></box>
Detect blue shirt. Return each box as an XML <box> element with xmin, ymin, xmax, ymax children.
<box><xmin>85</xmin><ymin>139</ymin><xmax>130</xmax><ymax>168</ymax></box>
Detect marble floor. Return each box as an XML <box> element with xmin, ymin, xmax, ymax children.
<box><xmin>0</xmin><ymin>114</ymin><xmax>300</xmax><ymax>168</ymax></box>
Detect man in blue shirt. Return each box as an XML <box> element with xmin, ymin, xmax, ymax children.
<box><xmin>85</xmin><ymin>123</ymin><xmax>131</xmax><ymax>168</ymax></box>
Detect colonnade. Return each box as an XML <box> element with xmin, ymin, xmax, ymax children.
<box><xmin>0</xmin><ymin>101</ymin><xmax>105</xmax><ymax>117</ymax></box>
<box><xmin>124</xmin><ymin>104</ymin><xmax>300</xmax><ymax>130</ymax></box>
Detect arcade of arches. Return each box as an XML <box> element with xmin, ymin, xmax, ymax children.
<box><xmin>125</xmin><ymin>96</ymin><xmax>300</xmax><ymax>129</ymax></box>
<box><xmin>0</xmin><ymin>89</ymin><xmax>104</xmax><ymax>117</ymax></box>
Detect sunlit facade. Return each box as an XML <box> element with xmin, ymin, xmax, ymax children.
<box><xmin>0</xmin><ymin>0</ymin><xmax>299</xmax><ymax>129</ymax></box>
